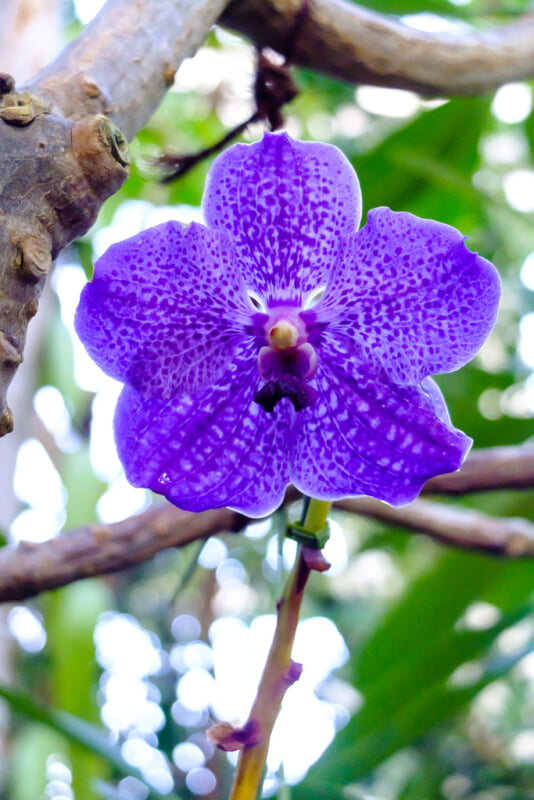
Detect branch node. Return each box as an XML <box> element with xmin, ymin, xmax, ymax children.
<box><xmin>12</xmin><ymin>233</ymin><xmax>52</xmax><ymax>283</ymax></box>
<box><xmin>23</xmin><ymin>299</ymin><xmax>39</xmax><ymax>319</ymax></box>
<box><xmin>0</xmin><ymin>331</ymin><xmax>22</xmax><ymax>365</ymax></box>
<box><xmin>77</xmin><ymin>73</ymin><xmax>102</xmax><ymax>99</ymax></box>
<box><xmin>283</xmin><ymin>659</ymin><xmax>303</xmax><ymax>686</ymax></box>
<box><xmin>0</xmin><ymin>407</ymin><xmax>14</xmax><ymax>435</ymax></box>
<box><xmin>72</xmin><ymin>115</ymin><xmax>131</xmax><ymax>187</ymax></box>
<box><xmin>0</xmin><ymin>92</ymin><xmax>50</xmax><ymax>126</ymax></box>
<box><xmin>207</xmin><ymin>719</ymin><xmax>263</xmax><ymax>751</ymax></box>
<box><xmin>163</xmin><ymin>63</ymin><xmax>176</xmax><ymax>87</ymax></box>
<box><xmin>0</xmin><ymin>74</ymin><xmax>15</xmax><ymax>96</ymax></box>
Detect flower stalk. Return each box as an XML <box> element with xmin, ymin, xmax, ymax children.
<box><xmin>227</xmin><ymin>498</ymin><xmax>331</xmax><ymax>800</ymax></box>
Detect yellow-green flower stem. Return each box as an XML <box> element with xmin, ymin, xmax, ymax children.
<box><xmin>301</xmin><ymin>496</ymin><xmax>331</xmax><ymax>535</ymax></box>
<box><xmin>228</xmin><ymin>498</ymin><xmax>332</xmax><ymax>800</ymax></box>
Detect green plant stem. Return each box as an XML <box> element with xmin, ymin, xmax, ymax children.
<box><xmin>228</xmin><ymin>498</ymin><xmax>331</xmax><ymax>800</ymax></box>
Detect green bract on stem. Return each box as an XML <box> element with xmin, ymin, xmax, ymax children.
<box><xmin>226</xmin><ymin>498</ymin><xmax>331</xmax><ymax>800</ymax></box>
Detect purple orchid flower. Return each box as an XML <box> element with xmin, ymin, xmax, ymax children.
<box><xmin>75</xmin><ymin>132</ymin><xmax>500</xmax><ymax>518</ymax></box>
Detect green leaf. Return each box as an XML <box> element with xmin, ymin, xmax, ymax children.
<box><xmin>296</xmin><ymin>548</ymin><xmax>534</xmax><ymax>796</ymax></box>
<box><xmin>0</xmin><ymin>683</ymin><xmax>182</xmax><ymax>800</ymax></box>
<box><xmin>353</xmin><ymin>98</ymin><xmax>491</xmax><ymax>230</ymax></box>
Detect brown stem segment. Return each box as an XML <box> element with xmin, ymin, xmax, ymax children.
<box><xmin>227</xmin><ymin>500</ymin><xmax>331</xmax><ymax>800</ymax></box>
<box><xmin>227</xmin><ymin>549</ymin><xmax>308</xmax><ymax>800</ymax></box>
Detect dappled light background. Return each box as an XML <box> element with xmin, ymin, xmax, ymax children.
<box><xmin>4</xmin><ymin>1</ymin><xmax>534</xmax><ymax>799</ymax></box>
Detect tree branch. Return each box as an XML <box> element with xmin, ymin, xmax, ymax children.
<box><xmin>221</xmin><ymin>0</ymin><xmax>534</xmax><ymax>96</ymax></box>
<box><xmin>1</xmin><ymin>445</ymin><xmax>534</xmax><ymax>603</ymax></box>
<box><xmin>0</xmin><ymin>0</ymin><xmax>227</xmax><ymax>438</ymax></box>
<box><xmin>26</xmin><ymin>0</ymin><xmax>229</xmax><ymax>141</ymax></box>
<box><xmin>337</xmin><ymin>497</ymin><xmax>534</xmax><ymax>557</ymax></box>
<box><xmin>0</xmin><ymin>504</ymin><xmax>245</xmax><ymax>602</ymax></box>
<box><xmin>422</xmin><ymin>445</ymin><xmax>534</xmax><ymax>495</ymax></box>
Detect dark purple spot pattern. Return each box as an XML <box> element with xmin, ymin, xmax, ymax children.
<box><xmin>75</xmin><ymin>132</ymin><xmax>501</xmax><ymax>518</ymax></box>
<box><xmin>114</xmin><ymin>342</ymin><xmax>291</xmax><ymax>517</ymax></box>
<box><xmin>75</xmin><ymin>222</ymin><xmax>252</xmax><ymax>398</ymax></box>
<box><xmin>291</xmin><ymin>331</ymin><xmax>471</xmax><ymax>505</ymax></box>
<box><xmin>202</xmin><ymin>131</ymin><xmax>361</xmax><ymax>306</ymax></box>
<box><xmin>314</xmin><ymin>208</ymin><xmax>501</xmax><ymax>385</ymax></box>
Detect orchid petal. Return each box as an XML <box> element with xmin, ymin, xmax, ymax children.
<box><xmin>290</xmin><ymin>332</ymin><xmax>471</xmax><ymax>505</ymax></box>
<box><xmin>115</xmin><ymin>344</ymin><xmax>291</xmax><ymax>518</ymax></box>
<box><xmin>203</xmin><ymin>132</ymin><xmax>362</xmax><ymax>306</ymax></box>
<box><xmin>75</xmin><ymin>222</ymin><xmax>253</xmax><ymax>398</ymax></box>
<box><xmin>315</xmin><ymin>208</ymin><xmax>501</xmax><ymax>384</ymax></box>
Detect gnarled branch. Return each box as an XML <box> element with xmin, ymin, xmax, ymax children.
<box><xmin>1</xmin><ymin>445</ymin><xmax>533</xmax><ymax>603</ymax></box>
<box><xmin>0</xmin><ymin>0</ymin><xmax>227</xmax><ymax>437</ymax></box>
<box><xmin>222</xmin><ymin>0</ymin><xmax>534</xmax><ymax>97</ymax></box>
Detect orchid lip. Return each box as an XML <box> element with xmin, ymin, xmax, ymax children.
<box><xmin>254</xmin><ymin>376</ymin><xmax>318</xmax><ymax>413</ymax></box>
<box><xmin>254</xmin><ymin>306</ymin><xmax>319</xmax><ymax>413</ymax></box>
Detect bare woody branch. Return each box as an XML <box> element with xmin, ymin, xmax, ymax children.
<box><xmin>27</xmin><ymin>0</ymin><xmax>229</xmax><ymax>141</ymax></box>
<box><xmin>423</xmin><ymin>445</ymin><xmax>534</xmax><ymax>494</ymax></box>
<box><xmin>337</xmin><ymin>498</ymin><xmax>534</xmax><ymax>557</ymax></box>
<box><xmin>0</xmin><ymin>504</ymin><xmax>246</xmax><ymax>602</ymax></box>
<box><xmin>0</xmin><ymin>0</ymin><xmax>227</xmax><ymax>439</ymax></box>
<box><xmin>222</xmin><ymin>0</ymin><xmax>534</xmax><ymax>97</ymax></box>
<box><xmin>1</xmin><ymin>445</ymin><xmax>534</xmax><ymax>603</ymax></box>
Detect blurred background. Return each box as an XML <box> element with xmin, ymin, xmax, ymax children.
<box><xmin>2</xmin><ymin>0</ymin><xmax>534</xmax><ymax>798</ymax></box>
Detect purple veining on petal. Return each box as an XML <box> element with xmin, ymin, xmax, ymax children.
<box><xmin>114</xmin><ymin>343</ymin><xmax>292</xmax><ymax>517</ymax></box>
<box><xmin>75</xmin><ymin>222</ymin><xmax>253</xmax><ymax>399</ymax></box>
<box><xmin>314</xmin><ymin>207</ymin><xmax>501</xmax><ymax>385</ymax></box>
<box><xmin>290</xmin><ymin>331</ymin><xmax>471</xmax><ymax>506</ymax></box>
<box><xmin>203</xmin><ymin>132</ymin><xmax>362</xmax><ymax>306</ymax></box>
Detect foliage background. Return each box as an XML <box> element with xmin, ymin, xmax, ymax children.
<box><xmin>2</xmin><ymin>1</ymin><xmax>534</xmax><ymax>799</ymax></box>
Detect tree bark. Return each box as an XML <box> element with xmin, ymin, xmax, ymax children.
<box><xmin>222</xmin><ymin>0</ymin><xmax>534</xmax><ymax>96</ymax></box>
<box><xmin>0</xmin><ymin>0</ymin><xmax>227</xmax><ymax>437</ymax></box>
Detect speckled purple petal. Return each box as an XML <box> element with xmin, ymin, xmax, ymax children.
<box><xmin>75</xmin><ymin>221</ymin><xmax>253</xmax><ymax>398</ymax></box>
<box><xmin>290</xmin><ymin>331</ymin><xmax>471</xmax><ymax>505</ymax></box>
<box><xmin>114</xmin><ymin>343</ymin><xmax>292</xmax><ymax>517</ymax></box>
<box><xmin>203</xmin><ymin>132</ymin><xmax>361</xmax><ymax>306</ymax></box>
<box><xmin>314</xmin><ymin>208</ymin><xmax>501</xmax><ymax>384</ymax></box>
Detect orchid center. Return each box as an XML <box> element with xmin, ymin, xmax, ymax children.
<box><xmin>254</xmin><ymin>308</ymin><xmax>319</xmax><ymax>413</ymax></box>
